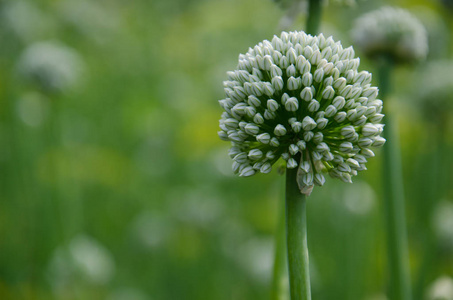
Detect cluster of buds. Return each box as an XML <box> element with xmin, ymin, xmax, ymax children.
<box><xmin>218</xmin><ymin>31</ymin><xmax>385</xmax><ymax>194</ymax></box>
<box><xmin>351</xmin><ymin>6</ymin><xmax>428</xmax><ymax>63</ymax></box>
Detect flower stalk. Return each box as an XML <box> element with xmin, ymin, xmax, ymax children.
<box><xmin>286</xmin><ymin>154</ymin><xmax>311</xmax><ymax>300</ymax></box>
<box><xmin>306</xmin><ymin>0</ymin><xmax>322</xmax><ymax>35</ymax></box>
<box><xmin>378</xmin><ymin>57</ymin><xmax>412</xmax><ymax>300</ymax></box>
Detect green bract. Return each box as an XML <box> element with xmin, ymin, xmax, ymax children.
<box><xmin>218</xmin><ymin>31</ymin><xmax>385</xmax><ymax>195</ymax></box>
<box><xmin>351</xmin><ymin>6</ymin><xmax>428</xmax><ymax>63</ymax></box>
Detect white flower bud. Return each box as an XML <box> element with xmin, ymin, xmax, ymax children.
<box><xmin>372</xmin><ymin>136</ymin><xmax>386</xmax><ymax>147</ymax></box>
<box><xmin>260</xmin><ymin>162</ymin><xmax>272</xmax><ymax>174</ymax></box>
<box><xmin>300</xmin><ymin>161</ymin><xmax>311</xmax><ymax>173</ymax></box>
<box><xmin>240</xmin><ymin>166</ymin><xmax>255</xmax><ymax>177</ymax></box>
<box><xmin>346</xmin><ymin>158</ymin><xmax>360</xmax><ymax>169</ymax></box>
<box><xmin>333</xmin><ymin>77</ymin><xmax>347</xmax><ymax>90</ymax></box>
<box><xmin>274</xmin><ymin>124</ymin><xmax>287</xmax><ymax>136</ymax></box>
<box><xmin>325</xmin><ymin>105</ymin><xmax>337</xmax><ymax>117</ymax></box>
<box><xmin>248</xmin><ymin>95</ymin><xmax>261</xmax><ymax>107</ymax></box>
<box><xmin>310</xmin><ymin>49</ymin><xmax>321</xmax><ymax>65</ymax></box>
<box><xmin>316</xmin><ymin>117</ymin><xmax>328</xmax><ymax>129</ymax></box>
<box><xmin>369</xmin><ymin>113</ymin><xmax>384</xmax><ymax>123</ymax></box>
<box><xmin>270</xmin><ymin>137</ymin><xmax>280</xmax><ymax>147</ymax></box>
<box><xmin>289</xmin><ymin>144</ymin><xmax>299</xmax><ymax>155</ymax></box>
<box><xmin>322</xmin><ymin>86</ymin><xmax>335</xmax><ymax>100</ymax></box>
<box><xmin>313</xmin><ymin>132</ymin><xmax>324</xmax><ymax>144</ymax></box>
<box><xmin>291</xmin><ymin>121</ymin><xmax>302</xmax><ymax>132</ymax></box>
<box><xmin>338</xmin><ymin>162</ymin><xmax>351</xmax><ymax>173</ymax></box>
<box><xmin>266</xmin><ymin>151</ymin><xmax>275</xmax><ymax>159</ymax></box>
<box><xmin>302</xmin><ymin>116</ymin><xmax>317</xmax><ymax>131</ymax></box>
<box><xmin>286</xmin><ymin>64</ymin><xmax>297</xmax><ymax>77</ymax></box>
<box><xmin>300</xmin><ymin>87</ymin><xmax>313</xmax><ymax>101</ymax></box>
<box><xmin>270</xmin><ymin>64</ymin><xmax>283</xmax><ymax>77</ymax></box>
<box><xmin>324</xmin><ymin>151</ymin><xmax>334</xmax><ymax>161</ymax></box>
<box><xmin>287</xmin><ymin>76</ymin><xmax>301</xmax><ymax>90</ymax></box>
<box><xmin>264</xmin><ymin>109</ymin><xmax>276</xmax><ymax>120</ymax></box>
<box><xmin>314</xmin><ymin>68</ymin><xmax>324</xmax><ymax>83</ymax></box>
<box><xmin>353</xmin><ymin>115</ymin><xmax>367</xmax><ymax>126</ymax></box>
<box><xmin>281</xmin><ymin>152</ymin><xmax>289</xmax><ymax>161</ymax></box>
<box><xmin>360</xmin><ymin>148</ymin><xmax>375</xmax><ymax>157</ymax></box>
<box><xmin>285</xmin><ymin>97</ymin><xmax>299</xmax><ymax>111</ymax></box>
<box><xmin>240</xmin><ymin>121</ymin><xmax>257</xmax><ymax>134</ymax></box>
<box><xmin>256</xmin><ymin>133</ymin><xmax>271</xmax><ymax>144</ymax></box>
<box><xmin>316</xmin><ymin>142</ymin><xmax>329</xmax><ymax>153</ymax></box>
<box><xmin>224</xmin><ymin>118</ymin><xmax>239</xmax><ymax>130</ymax></box>
<box><xmin>308</xmin><ymin>99</ymin><xmax>320</xmax><ymax>112</ymax></box>
<box><xmin>332</xmin><ymin>96</ymin><xmax>345</xmax><ymax>110</ymax></box>
<box><xmin>253</xmin><ymin>113</ymin><xmax>264</xmax><ymax>124</ymax></box>
<box><xmin>267</xmin><ymin>99</ymin><xmax>279</xmax><ymax>112</ymax></box>
<box><xmin>218</xmin><ymin>131</ymin><xmax>229</xmax><ymax>141</ymax></box>
<box><xmin>314</xmin><ymin>173</ymin><xmax>326</xmax><ymax>186</ymax></box>
<box><xmin>303</xmin><ymin>131</ymin><xmax>314</xmax><ymax>141</ymax></box>
<box><xmin>248</xmin><ymin>149</ymin><xmax>263</xmax><ymax>160</ymax></box>
<box><xmin>234</xmin><ymin>152</ymin><xmax>248</xmax><ymax>163</ymax></box>
<box><xmin>341</xmin><ymin>125</ymin><xmax>356</xmax><ymax>139</ymax></box>
<box><xmin>245</xmin><ymin>106</ymin><xmax>256</xmax><ymax>118</ymax></box>
<box><xmin>334</xmin><ymin>111</ymin><xmax>347</xmax><ymax>123</ymax></box>
<box><xmin>287</xmin><ymin>158</ymin><xmax>298</xmax><ymax>169</ymax></box>
<box><xmin>358</xmin><ymin>138</ymin><xmax>373</xmax><ymax>148</ymax></box>
<box><xmin>339</xmin><ymin>142</ymin><xmax>354</xmax><ymax>153</ymax></box>
<box><xmin>297</xmin><ymin>140</ymin><xmax>306</xmax><ymax>150</ymax></box>
<box><xmin>362</xmin><ymin>123</ymin><xmax>379</xmax><ymax>137</ymax></box>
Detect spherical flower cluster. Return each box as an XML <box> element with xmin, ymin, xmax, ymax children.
<box><xmin>17</xmin><ymin>41</ymin><xmax>84</xmax><ymax>93</ymax></box>
<box><xmin>218</xmin><ymin>31</ymin><xmax>385</xmax><ymax>194</ymax></box>
<box><xmin>273</xmin><ymin>0</ymin><xmax>357</xmax><ymax>9</ymax></box>
<box><xmin>413</xmin><ymin>60</ymin><xmax>453</xmax><ymax>121</ymax></box>
<box><xmin>351</xmin><ymin>6</ymin><xmax>428</xmax><ymax>63</ymax></box>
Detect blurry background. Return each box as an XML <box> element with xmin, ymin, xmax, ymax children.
<box><xmin>0</xmin><ymin>0</ymin><xmax>452</xmax><ymax>299</ymax></box>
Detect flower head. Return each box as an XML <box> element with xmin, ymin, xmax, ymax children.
<box><xmin>218</xmin><ymin>31</ymin><xmax>385</xmax><ymax>195</ymax></box>
<box><xmin>412</xmin><ymin>60</ymin><xmax>453</xmax><ymax>122</ymax></box>
<box><xmin>351</xmin><ymin>6</ymin><xmax>428</xmax><ymax>63</ymax></box>
<box><xmin>17</xmin><ymin>41</ymin><xmax>84</xmax><ymax>93</ymax></box>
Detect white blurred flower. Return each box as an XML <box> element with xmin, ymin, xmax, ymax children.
<box><xmin>47</xmin><ymin>234</ymin><xmax>115</xmax><ymax>289</ymax></box>
<box><xmin>427</xmin><ymin>276</ymin><xmax>453</xmax><ymax>300</ymax></box>
<box><xmin>56</xmin><ymin>0</ymin><xmax>120</xmax><ymax>44</ymax></box>
<box><xmin>1</xmin><ymin>0</ymin><xmax>54</xmax><ymax>43</ymax></box>
<box><xmin>218</xmin><ymin>31</ymin><xmax>385</xmax><ymax>195</ymax></box>
<box><xmin>108</xmin><ymin>287</ymin><xmax>150</xmax><ymax>300</ymax></box>
<box><xmin>432</xmin><ymin>200</ymin><xmax>453</xmax><ymax>248</ymax></box>
<box><xmin>412</xmin><ymin>60</ymin><xmax>453</xmax><ymax>119</ymax></box>
<box><xmin>130</xmin><ymin>211</ymin><xmax>172</xmax><ymax>250</ymax></box>
<box><xmin>342</xmin><ymin>181</ymin><xmax>376</xmax><ymax>215</ymax></box>
<box><xmin>17</xmin><ymin>41</ymin><xmax>85</xmax><ymax>92</ymax></box>
<box><xmin>351</xmin><ymin>6</ymin><xmax>428</xmax><ymax>63</ymax></box>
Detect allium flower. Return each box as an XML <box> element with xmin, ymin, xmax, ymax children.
<box><xmin>17</xmin><ymin>41</ymin><xmax>84</xmax><ymax>93</ymax></box>
<box><xmin>273</xmin><ymin>0</ymin><xmax>357</xmax><ymax>8</ymax></box>
<box><xmin>413</xmin><ymin>60</ymin><xmax>453</xmax><ymax>120</ymax></box>
<box><xmin>351</xmin><ymin>6</ymin><xmax>428</xmax><ymax>63</ymax></box>
<box><xmin>218</xmin><ymin>31</ymin><xmax>385</xmax><ymax>194</ymax></box>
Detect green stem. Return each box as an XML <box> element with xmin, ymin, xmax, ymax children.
<box><xmin>271</xmin><ymin>188</ymin><xmax>289</xmax><ymax>300</ymax></box>
<box><xmin>286</xmin><ymin>159</ymin><xmax>311</xmax><ymax>300</ymax></box>
<box><xmin>306</xmin><ymin>0</ymin><xmax>323</xmax><ymax>35</ymax></box>
<box><xmin>378</xmin><ymin>58</ymin><xmax>412</xmax><ymax>300</ymax></box>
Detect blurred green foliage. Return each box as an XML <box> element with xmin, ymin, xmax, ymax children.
<box><xmin>0</xmin><ymin>0</ymin><xmax>452</xmax><ymax>299</ymax></box>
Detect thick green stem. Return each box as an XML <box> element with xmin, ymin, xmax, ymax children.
<box><xmin>271</xmin><ymin>191</ymin><xmax>289</xmax><ymax>300</ymax></box>
<box><xmin>378</xmin><ymin>58</ymin><xmax>412</xmax><ymax>300</ymax></box>
<box><xmin>285</xmin><ymin>161</ymin><xmax>311</xmax><ymax>300</ymax></box>
<box><xmin>306</xmin><ymin>0</ymin><xmax>322</xmax><ymax>35</ymax></box>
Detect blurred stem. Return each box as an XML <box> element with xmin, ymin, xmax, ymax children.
<box><xmin>286</xmin><ymin>158</ymin><xmax>311</xmax><ymax>300</ymax></box>
<box><xmin>271</xmin><ymin>184</ymin><xmax>288</xmax><ymax>300</ymax></box>
<box><xmin>306</xmin><ymin>0</ymin><xmax>322</xmax><ymax>35</ymax></box>
<box><xmin>378</xmin><ymin>57</ymin><xmax>412</xmax><ymax>300</ymax></box>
